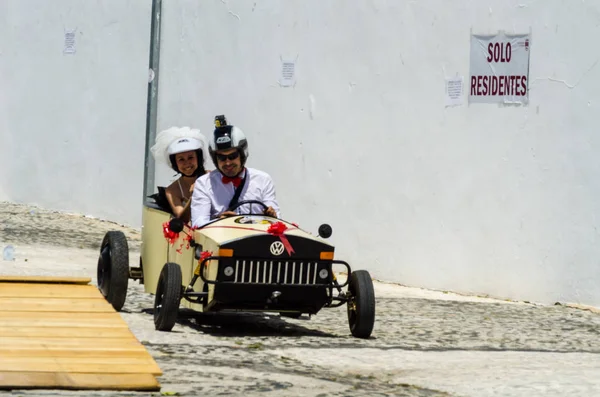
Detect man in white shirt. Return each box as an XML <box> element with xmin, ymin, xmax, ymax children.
<box><xmin>190</xmin><ymin>120</ymin><xmax>281</xmax><ymax>228</ymax></box>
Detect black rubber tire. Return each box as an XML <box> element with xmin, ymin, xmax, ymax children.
<box><xmin>154</xmin><ymin>262</ymin><xmax>183</xmax><ymax>331</ymax></box>
<box><xmin>347</xmin><ymin>270</ymin><xmax>376</xmax><ymax>339</ymax></box>
<box><xmin>97</xmin><ymin>231</ymin><xmax>129</xmax><ymax>312</ymax></box>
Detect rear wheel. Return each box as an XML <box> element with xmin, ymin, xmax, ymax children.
<box><xmin>154</xmin><ymin>262</ymin><xmax>183</xmax><ymax>331</ymax></box>
<box><xmin>97</xmin><ymin>231</ymin><xmax>129</xmax><ymax>311</ymax></box>
<box><xmin>347</xmin><ymin>270</ymin><xmax>375</xmax><ymax>339</ymax></box>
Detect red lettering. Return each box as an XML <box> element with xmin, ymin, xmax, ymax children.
<box><xmin>491</xmin><ymin>76</ymin><xmax>498</xmax><ymax>95</ymax></box>
<box><xmin>469</xmin><ymin>75</ymin><xmax>527</xmax><ymax>96</ymax></box>
<box><xmin>487</xmin><ymin>42</ymin><xmax>512</xmax><ymax>63</ymax></box>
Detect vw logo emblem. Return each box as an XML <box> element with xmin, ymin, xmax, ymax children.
<box><xmin>270</xmin><ymin>241</ymin><xmax>285</xmax><ymax>256</ymax></box>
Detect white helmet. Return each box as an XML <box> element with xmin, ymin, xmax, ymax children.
<box><xmin>150</xmin><ymin>126</ymin><xmax>209</xmax><ymax>175</ymax></box>
<box><xmin>168</xmin><ymin>137</ymin><xmax>203</xmax><ymax>156</ymax></box>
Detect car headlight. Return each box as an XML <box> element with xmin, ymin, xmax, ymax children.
<box><xmin>319</xmin><ymin>269</ymin><xmax>329</xmax><ymax>279</ymax></box>
<box><xmin>224</xmin><ymin>266</ymin><xmax>234</xmax><ymax>277</ymax></box>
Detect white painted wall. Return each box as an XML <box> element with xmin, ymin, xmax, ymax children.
<box><xmin>155</xmin><ymin>0</ymin><xmax>600</xmax><ymax>307</ymax></box>
<box><xmin>0</xmin><ymin>0</ymin><xmax>151</xmax><ymax>226</ymax></box>
<box><xmin>2</xmin><ymin>0</ymin><xmax>599</xmax><ymax>307</ymax></box>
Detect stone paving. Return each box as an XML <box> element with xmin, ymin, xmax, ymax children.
<box><xmin>1</xmin><ymin>202</ymin><xmax>600</xmax><ymax>397</ymax></box>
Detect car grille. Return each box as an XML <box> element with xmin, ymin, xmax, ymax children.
<box><xmin>230</xmin><ymin>259</ymin><xmax>328</xmax><ymax>285</ymax></box>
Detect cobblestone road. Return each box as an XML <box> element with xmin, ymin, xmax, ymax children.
<box><xmin>1</xmin><ymin>202</ymin><xmax>599</xmax><ymax>397</ymax></box>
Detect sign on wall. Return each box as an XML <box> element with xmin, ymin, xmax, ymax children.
<box><xmin>63</xmin><ymin>28</ymin><xmax>77</xmax><ymax>55</ymax></box>
<box><xmin>469</xmin><ymin>31</ymin><xmax>530</xmax><ymax>104</ymax></box>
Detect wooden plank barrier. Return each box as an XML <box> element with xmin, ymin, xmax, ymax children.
<box><xmin>0</xmin><ymin>276</ymin><xmax>162</xmax><ymax>391</ymax></box>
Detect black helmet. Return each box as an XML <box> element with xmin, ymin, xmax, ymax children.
<box><xmin>208</xmin><ymin>116</ymin><xmax>249</xmax><ymax>167</ymax></box>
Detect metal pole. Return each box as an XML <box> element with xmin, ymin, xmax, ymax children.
<box><xmin>142</xmin><ymin>0</ymin><xmax>162</xmax><ymax>206</ymax></box>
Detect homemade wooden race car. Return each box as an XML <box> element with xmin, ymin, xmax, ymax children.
<box><xmin>96</xmin><ymin>195</ymin><xmax>376</xmax><ymax>339</ymax></box>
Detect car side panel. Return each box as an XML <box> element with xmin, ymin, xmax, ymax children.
<box><xmin>164</xmin><ymin>224</ymin><xmax>212</xmax><ymax>312</ymax></box>
<box><xmin>141</xmin><ymin>206</ymin><xmax>170</xmax><ymax>294</ymax></box>
<box><xmin>166</xmin><ymin>225</ymin><xmax>195</xmax><ymax>286</ymax></box>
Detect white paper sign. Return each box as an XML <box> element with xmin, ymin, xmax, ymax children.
<box><xmin>279</xmin><ymin>60</ymin><xmax>296</xmax><ymax>87</ymax></box>
<box><xmin>445</xmin><ymin>76</ymin><xmax>464</xmax><ymax>107</ymax></box>
<box><xmin>63</xmin><ymin>28</ymin><xmax>77</xmax><ymax>55</ymax></box>
<box><xmin>469</xmin><ymin>31</ymin><xmax>530</xmax><ymax>104</ymax></box>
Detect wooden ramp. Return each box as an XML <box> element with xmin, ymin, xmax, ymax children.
<box><xmin>0</xmin><ymin>276</ymin><xmax>162</xmax><ymax>391</ymax></box>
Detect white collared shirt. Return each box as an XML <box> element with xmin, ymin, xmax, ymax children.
<box><xmin>190</xmin><ymin>167</ymin><xmax>281</xmax><ymax>228</ymax></box>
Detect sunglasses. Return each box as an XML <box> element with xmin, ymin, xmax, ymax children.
<box><xmin>216</xmin><ymin>151</ymin><xmax>240</xmax><ymax>162</ymax></box>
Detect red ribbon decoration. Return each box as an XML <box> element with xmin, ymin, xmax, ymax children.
<box><xmin>200</xmin><ymin>250</ymin><xmax>213</xmax><ymax>266</ymax></box>
<box><xmin>267</xmin><ymin>221</ymin><xmax>295</xmax><ymax>256</ymax></box>
<box><xmin>165</xmin><ymin>220</ymin><xmax>300</xmax><ymax>256</ymax></box>
<box><xmin>162</xmin><ymin>221</ymin><xmax>179</xmax><ymax>245</ymax></box>
<box><xmin>162</xmin><ymin>221</ymin><xmax>198</xmax><ymax>254</ymax></box>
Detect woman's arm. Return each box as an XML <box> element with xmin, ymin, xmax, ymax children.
<box><xmin>165</xmin><ymin>182</ymin><xmax>192</xmax><ymax>223</ymax></box>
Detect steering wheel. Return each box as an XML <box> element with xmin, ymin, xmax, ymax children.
<box><xmin>229</xmin><ymin>200</ymin><xmax>268</xmax><ymax>215</ymax></box>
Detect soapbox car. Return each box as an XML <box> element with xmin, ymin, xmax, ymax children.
<box><xmin>96</xmin><ymin>195</ymin><xmax>376</xmax><ymax>339</ymax></box>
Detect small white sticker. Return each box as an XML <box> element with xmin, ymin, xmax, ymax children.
<box><xmin>279</xmin><ymin>59</ymin><xmax>296</xmax><ymax>87</ymax></box>
<box><xmin>63</xmin><ymin>28</ymin><xmax>77</xmax><ymax>55</ymax></box>
<box><xmin>445</xmin><ymin>76</ymin><xmax>464</xmax><ymax>107</ymax></box>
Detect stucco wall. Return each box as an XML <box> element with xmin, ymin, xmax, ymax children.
<box><xmin>0</xmin><ymin>0</ymin><xmax>151</xmax><ymax>225</ymax></box>
<box><xmin>2</xmin><ymin>0</ymin><xmax>599</xmax><ymax>306</ymax></box>
<box><xmin>154</xmin><ymin>0</ymin><xmax>600</xmax><ymax>306</ymax></box>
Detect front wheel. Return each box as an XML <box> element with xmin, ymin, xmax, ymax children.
<box><xmin>347</xmin><ymin>270</ymin><xmax>376</xmax><ymax>339</ymax></box>
<box><xmin>154</xmin><ymin>262</ymin><xmax>183</xmax><ymax>331</ymax></box>
<box><xmin>97</xmin><ymin>231</ymin><xmax>129</xmax><ymax>311</ymax></box>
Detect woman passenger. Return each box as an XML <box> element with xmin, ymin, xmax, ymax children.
<box><xmin>150</xmin><ymin>127</ymin><xmax>211</xmax><ymax>223</ymax></box>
